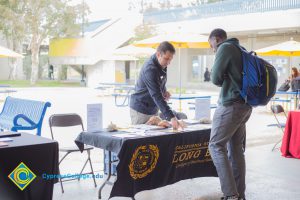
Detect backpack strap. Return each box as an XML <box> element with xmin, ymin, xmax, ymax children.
<box><xmin>221</xmin><ymin>42</ymin><xmax>248</xmax><ymax>103</ymax></box>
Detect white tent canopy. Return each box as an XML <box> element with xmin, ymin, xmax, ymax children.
<box><xmin>0</xmin><ymin>45</ymin><xmax>23</xmax><ymax>58</ymax></box>
<box><xmin>113</xmin><ymin>45</ymin><xmax>155</xmax><ymax>58</ymax></box>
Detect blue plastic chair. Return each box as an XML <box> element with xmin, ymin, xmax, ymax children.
<box><xmin>0</xmin><ymin>96</ymin><xmax>51</xmax><ymax>136</ymax></box>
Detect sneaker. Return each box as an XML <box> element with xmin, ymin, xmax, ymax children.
<box><xmin>220</xmin><ymin>195</ymin><xmax>239</xmax><ymax>200</ymax></box>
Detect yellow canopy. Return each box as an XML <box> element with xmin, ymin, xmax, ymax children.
<box><xmin>0</xmin><ymin>45</ymin><xmax>23</xmax><ymax>58</ymax></box>
<box><xmin>133</xmin><ymin>33</ymin><xmax>210</xmax><ymax>49</ymax></box>
<box><xmin>133</xmin><ymin>33</ymin><xmax>210</xmax><ymax>96</ymax></box>
<box><xmin>255</xmin><ymin>40</ymin><xmax>300</xmax><ymax>56</ymax></box>
<box><xmin>49</xmin><ymin>38</ymin><xmax>93</xmax><ymax>57</ymax></box>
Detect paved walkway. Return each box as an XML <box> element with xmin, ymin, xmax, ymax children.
<box><xmin>1</xmin><ymin>87</ymin><xmax>299</xmax><ymax>200</ymax></box>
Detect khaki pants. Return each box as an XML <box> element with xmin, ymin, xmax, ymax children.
<box><xmin>130</xmin><ymin>108</ymin><xmax>157</xmax><ymax>125</ymax></box>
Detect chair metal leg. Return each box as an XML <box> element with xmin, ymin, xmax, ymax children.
<box><xmin>59</xmin><ymin>149</ymin><xmax>97</xmax><ymax>192</ymax></box>
<box><xmin>76</xmin><ymin>150</ymin><xmax>97</xmax><ymax>188</ymax></box>
<box><xmin>58</xmin><ymin>153</ymin><xmax>71</xmax><ymax>193</ymax></box>
<box><xmin>78</xmin><ymin>158</ymin><xmax>89</xmax><ymax>181</ymax></box>
<box><xmin>59</xmin><ymin>152</ymin><xmax>71</xmax><ymax>165</ymax></box>
<box><xmin>58</xmin><ymin>168</ymin><xmax>64</xmax><ymax>193</ymax></box>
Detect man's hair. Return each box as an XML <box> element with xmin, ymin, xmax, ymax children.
<box><xmin>209</xmin><ymin>28</ymin><xmax>227</xmax><ymax>40</ymax></box>
<box><xmin>157</xmin><ymin>41</ymin><xmax>175</xmax><ymax>54</ymax></box>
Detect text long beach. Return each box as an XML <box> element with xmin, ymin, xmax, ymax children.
<box><xmin>75</xmin><ymin>125</ymin><xmax>217</xmax><ymax>199</ymax></box>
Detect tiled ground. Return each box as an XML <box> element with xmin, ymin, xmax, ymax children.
<box><xmin>3</xmin><ymin>87</ymin><xmax>299</xmax><ymax>200</ymax></box>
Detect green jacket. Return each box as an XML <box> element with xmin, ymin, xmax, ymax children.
<box><xmin>211</xmin><ymin>38</ymin><xmax>243</xmax><ymax>106</ymax></box>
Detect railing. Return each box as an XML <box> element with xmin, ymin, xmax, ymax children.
<box><xmin>144</xmin><ymin>0</ymin><xmax>300</xmax><ymax>24</ymax></box>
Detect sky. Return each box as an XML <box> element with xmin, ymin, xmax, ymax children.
<box><xmin>70</xmin><ymin>0</ymin><xmax>133</xmax><ymax>21</ymax></box>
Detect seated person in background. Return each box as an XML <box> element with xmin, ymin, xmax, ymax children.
<box><xmin>279</xmin><ymin>67</ymin><xmax>300</xmax><ymax>92</ymax></box>
<box><xmin>289</xmin><ymin>67</ymin><xmax>300</xmax><ymax>92</ymax></box>
<box><xmin>289</xmin><ymin>67</ymin><xmax>299</xmax><ymax>81</ymax></box>
<box><xmin>278</xmin><ymin>79</ymin><xmax>290</xmax><ymax>91</ymax></box>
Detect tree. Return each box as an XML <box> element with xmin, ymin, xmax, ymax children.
<box><xmin>24</xmin><ymin>0</ymin><xmax>84</xmax><ymax>84</ymax></box>
<box><xmin>129</xmin><ymin>22</ymin><xmax>157</xmax><ymax>44</ymax></box>
<box><xmin>128</xmin><ymin>0</ymin><xmax>225</xmax><ymax>13</ymax></box>
<box><xmin>0</xmin><ymin>0</ymin><xmax>26</xmax><ymax>80</ymax></box>
<box><xmin>0</xmin><ymin>0</ymin><xmax>85</xmax><ymax>84</ymax></box>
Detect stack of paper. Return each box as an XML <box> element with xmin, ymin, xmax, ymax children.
<box><xmin>130</xmin><ymin>124</ymin><xmax>166</xmax><ymax>131</ymax></box>
<box><xmin>0</xmin><ymin>131</ymin><xmax>21</xmax><ymax>138</ymax></box>
<box><xmin>182</xmin><ymin>119</ymin><xmax>200</xmax><ymax>125</ymax></box>
<box><xmin>0</xmin><ymin>141</ymin><xmax>8</xmax><ymax>147</ymax></box>
<box><xmin>112</xmin><ymin>133</ymin><xmax>139</xmax><ymax>138</ymax></box>
<box><xmin>184</xmin><ymin>124</ymin><xmax>211</xmax><ymax>131</ymax></box>
<box><xmin>0</xmin><ymin>137</ymin><xmax>13</xmax><ymax>142</ymax></box>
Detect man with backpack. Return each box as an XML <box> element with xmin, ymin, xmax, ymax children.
<box><xmin>208</xmin><ymin>28</ymin><xmax>252</xmax><ymax>200</ymax></box>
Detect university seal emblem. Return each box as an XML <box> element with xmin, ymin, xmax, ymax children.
<box><xmin>129</xmin><ymin>144</ymin><xmax>159</xmax><ymax>179</ymax></box>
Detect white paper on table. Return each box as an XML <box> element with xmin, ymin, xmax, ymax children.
<box><xmin>133</xmin><ymin>131</ymin><xmax>148</xmax><ymax>136</ymax></box>
<box><xmin>183</xmin><ymin>119</ymin><xmax>200</xmax><ymax>125</ymax></box>
<box><xmin>144</xmin><ymin>128</ymin><xmax>182</xmax><ymax>135</ymax></box>
<box><xmin>184</xmin><ymin>124</ymin><xmax>212</xmax><ymax>131</ymax></box>
<box><xmin>144</xmin><ymin>131</ymin><xmax>168</xmax><ymax>136</ymax></box>
<box><xmin>0</xmin><ymin>142</ymin><xmax>8</xmax><ymax>147</ymax></box>
<box><xmin>87</xmin><ymin>104</ymin><xmax>103</xmax><ymax>132</ymax></box>
<box><xmin>121</xmin><ymin>128</ymin><xmax>144</xmax><ymax>133</ymax></box>
<box><xmin>112</xmin><ymin>133</ymin><xmax>139</xmax><ymax>138</ymax></box>
<box><xmin>0</xmin><ymin>137</ymin><xmax>13</xmax><ymax>142</ymax></box>
<box><xmin>130</xmin><ymin>124</ymin><xmax>166</xmax><ymax>131</ymax></box>
<box><xmin>195</xmin><ymin>98</ymin><xmax>211</xmax><ymax>120</ymax></box>
<box><xmin>121</xmin><ymin>129</ymin><xmax>147</xmax><ymax>136</ymax></box>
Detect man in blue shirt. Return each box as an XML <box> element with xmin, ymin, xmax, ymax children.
<box><xmin>130</xmin><ymin>41</ymin><xmax>182</xmax><ymax>130</ymax></box>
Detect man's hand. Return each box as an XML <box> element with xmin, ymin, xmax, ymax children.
<box><xmin>171</xmin><ymin>117</ymin><xmax>184</xmax><ymax>131</ymax></box>
<box><xmin>163</xmin><ymin>91</ymin><xmax>171</xmax><ymax>101</ymax></box>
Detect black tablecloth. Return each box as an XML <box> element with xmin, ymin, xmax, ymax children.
<box><xmin>0</xmin><ymin>132</ymin><xmax>59</xmax><ymax>200</ymax></box>
<box><xmin>75</xmin><ymin>129</ymin><xmax>218</xmax><ymax>199</ymax></box>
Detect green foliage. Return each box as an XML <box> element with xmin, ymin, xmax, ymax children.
<box><xmin>0</xmin><ymin>80</ymin><xmax>82</xmax><ymax>87</ymax></box>
<box><xmin>207</xmin><ymin>0</ymin><xmax>224</xmax><ymax>3</ymax></box>
<box><xmin>0</xmin><ymin>0</ymin><xmax>87</xmax><ymax>83</ymax></box>
<box><xmin>60</xmin><ymin>65</ymin><xmax>68</xmax><ymax>80</ymax></box>
<box><xmin>24</xmin><ymin>0</ymin><xmax>83</xmax><ymax>42</ymax></box>
<box><xmin>0</xmin><ymin>0</ymin><xmax>26</xmax><ymax>42</ymax></box>
<box><xmin>38</xmin><ymin>55</ymin><xmax>49</xmax><ymax>78</ymax></box>
<box><xmin>128</xmin><ymin>0</ymin><xmax>225</xmax><ymax>13</ymax></box>
<box><xmin>174</xmin><ymin>87</ymin><xmax>186</xmax><ymax>94</ymax></box>
<box><xmin>23</xmin><ymin>55</ymin><xmax>32</xmax><ymax>79</ymax></box>
<box><xmin>129</xmin><ymin>22</ymin><xmax>157</xmax><ymax>43</ymax></box>
<box><xmin>22</xmin><ymin>54</ymin><xmax>48</xmax><ymax>79</ymax></box>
